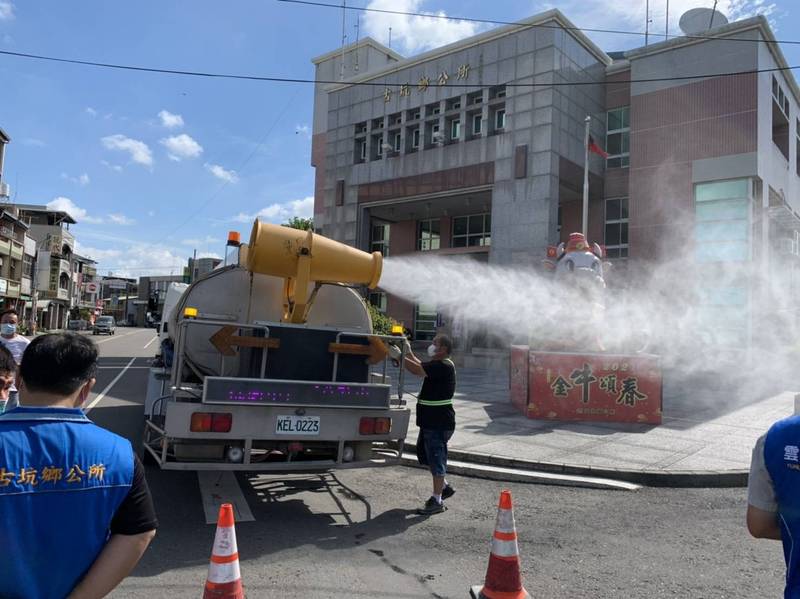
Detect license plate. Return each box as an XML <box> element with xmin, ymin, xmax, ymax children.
<box><xmin>275</xmin><ymin>415</ymin><xmax>320</xmax><ymax>435</ymax></box>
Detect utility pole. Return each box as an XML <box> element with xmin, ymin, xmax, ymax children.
<box><xmin>582</xmin><ymin>116</ymin><xmax>591</xmax><ymax>238</ymax></box>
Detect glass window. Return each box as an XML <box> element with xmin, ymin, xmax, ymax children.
<box><xmin>604</xmin><ymin>197</ymin><xmax>629</xmax><ymax>258</ymax></box>
<box><xmin>472</xmin><ymin>113</ymin><xmax>482</xmax><ymax>135</ymax></box>
<box><xmin>606</xmin><ymin>107</ymin><xmax>630</xmax><ymax>169</ymax></box>
<box><xmin>693</xmin><ymin>179</ymin><xmax>750</xmax><ymax>264</ymax></box>
<box><xmin>412</xmin><ymin>128</ymin><xmax>420</xmax><ymax>148</ymax></box>
<box><xmin>393</xmin><ymin>133</ymin><xmax>401</xmax><ymax>152</ymax></box>
<box><xmin>417</xmin><ymin>219</ymin><xmax>441</xmax><ymax>251</ymax></box>
<box><xmin>370</xmin><ymin>223</ymin><xmax>390</xmax><ymax>256</ymax></box>
<box><xmin>450</xmin><ymin>119</ymin><xmax>461</xmax><ymax>140</ymax></box>
<box><xmin>452</xmin><ymin>213</ymin><xmax>491</xmax><ymax>248</ymax></box>
<box><xmin>369</xmin><ymin>292</ymin><xmax>387</xmax><ymax>313</ymax></box>
<box><xmin>495</xmin><ymin>109</ymin><xmax>506</xmax><ymax>130</ymax></box>
<box><xmin>414</xmin><ymin>304</ymin><xmax>437</xmax><ymax>341</ymax></box>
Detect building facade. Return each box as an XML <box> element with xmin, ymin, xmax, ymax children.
<box><xmin>311</xmin><ymin>10</ymin><xmax>800</xmax><ymax>348</ymax></box>
<box><xmin>136</xmin><ymin>275</ymin><xmax>184</xmax><ymax>327</ymax></box>
<box><xmin>186</xmin><ymin>256</ymin><xmax>222</xmax><ymax>282</ymax></box>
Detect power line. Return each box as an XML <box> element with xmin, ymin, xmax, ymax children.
<box><xmin>0</xmin><ymin>47</ymin><xmax>796</xmax><ymax>88</ymax></box>
<box><xmin>277</xmin><ymin>0</ymin><xmax>800</xmax><ymax>47</ymax></box>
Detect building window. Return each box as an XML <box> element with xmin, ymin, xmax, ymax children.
<box><xmin>414</xmin><ymin>304</ymin><xmax>437</xmax><ymax>341</ymax></box>
<box><xmin>411</xmin><ymin>128</ymin><xmax>420</xmax><ymax>148</ymax></box>
<box><xmin>9</xmin><ymin>259</ymin><xmax>16</xmax><ymax>280</ymax></box>
<box><xmin>356</xmin><ymin>139</ymin><xmax>366</xmax><ymax>163</ymax></box>
<box><xmin>368</xmin><ymin>292</ymin><xmax>387</xmax><ymax>313</ymax></box>
<box><xmin>355</xmin><ymin>122</ymin><xmax>367</xmax><ymax>135</ymax></box>
<box><xmin>59</xmin><ymin>272</ymin><xmax>69</xmax><ymax>290</ymax></box>
<box><xmin>606</xmin><ymin>107</ymin><xmax>630</xmax><ymax>168</ymax></box>
<box><xmin>472</xmin><ymin>113</ymin><xmax>482</xmax><ymax>136</ymax></box>
<box><xmin>604</xmin><ymin>198</ymin><xmax>629</xmax><ymax>258</ymax></box>
<box><xmin>417</xmin><ymin>219</ymin><xmax>441</xmax><ymax>251</ymax></box>
<box><xmin>23</xmin><ymin>255</ymin><xmax>33</xmax><ymax>278</ymax></box>
<box><xmin>373</xmin><ymin>135</ymin><xmax>384</xmax><ymax>159</ymax></box>
<box><xmin>370</xmin><ymin>223</ymin><xmax>390</xmax><ymax>256</ymax></box>
<box><xmin>494</xmin><ymin>109</ymin><xmax>506</xmax><ymax>131</ymax></box>
<box><xmin>489</xmin><ymin>85</ymin><xmax>506</xmax><ymax>99</ymax></box>
<box><xmin>392</xmin><ymin>133</ymin><xmax>401</xmax><ymax>153</ymax></box>
<box><xmin>452</xmin><ymin>213</ymin><xmax>491</xmax><ymax>248</ymax></box>
<box><xmin>694</xmin><ymin>179</ymin><xmax>750</xmax><ymax>263</ymax></box>
<box><xmin>773</xmin><ymin>76</ymin><xmax>790</xmax><ymax>160</ymax></box>
<box><xmin>450</xmin><ymin>119</ymin><xmax>461</xmax><ymax>141</ymax></box>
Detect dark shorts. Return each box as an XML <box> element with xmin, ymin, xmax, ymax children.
<box><xmin>421</xmin><ymin>428</ymin><xmax>454</xmax><ymax>477</ymax></box>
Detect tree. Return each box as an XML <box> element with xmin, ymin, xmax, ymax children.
<box><xmin>366</xmin><ymin>302</ymin><xmax>399</xmax><ymax>336</ymax></box>
<box><xmin>283</xmin><ymin>217</ymin><xmax>313</xmax><ymax>231</ymax></box>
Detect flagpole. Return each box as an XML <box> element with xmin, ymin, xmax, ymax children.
<box><xmin>582</xmin><ymin>115</ymin><xmax>591</xmax><ymax>238</ymax></box>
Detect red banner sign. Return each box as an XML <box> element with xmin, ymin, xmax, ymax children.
<box><xmin>527</xmin><ymin>351</ymin><xmax>662</xmax><ymax>424</ymax></box>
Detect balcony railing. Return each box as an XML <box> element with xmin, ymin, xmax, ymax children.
<box><xmin>10</xmin><ymin>242</ymin><xmax>23</xmax><ymax>262</ymax></box>
<box><xmin>6</xmin><ymin>281</ymin><xmax>20</xmax><ymax>299</ymax></box>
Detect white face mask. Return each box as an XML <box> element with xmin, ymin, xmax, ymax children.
<box><xmin>427</xmin><ymin>344</ymin><xmax>437</xmax><ymax>357</ymax></box>
<box><xmin>1</xmin><ymin>323</ymin><xmax>16</xmax><ymax>336</ymax></box>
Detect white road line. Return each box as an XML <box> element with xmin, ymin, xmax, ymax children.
<box><xmin>98</xmin><ymin>366</ymin><xmax>151</xmax><ymax>370</ymax></box>
<box><xmin>143</xmin><ymin>335</ymin><xmax>158</xmax><ymax>349</ymax></box>
<box><xmin>84</xmin><ymin>357</ymin><xmax>136</xmax><ymax>413</ymax></box>
<box><xmin>93</xmin><ymin>330</ymin><xmax>142</xmax><ymax>344</ymax></box>
<box><xmin>197</xmin><ymin>471</ymin><xmax>255</xmax><ymax>524</ymax></box>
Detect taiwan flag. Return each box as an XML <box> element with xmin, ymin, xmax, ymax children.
<box><xmin>588</xmin><ymin>135</ymin><xmax>609</xmax><ymax>158</ymax></box>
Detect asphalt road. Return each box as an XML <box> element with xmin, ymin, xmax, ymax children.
<box><xmin>86</xmin><ymin>329</ymin><xmax>786</xmax><ymax>598</ymax></box>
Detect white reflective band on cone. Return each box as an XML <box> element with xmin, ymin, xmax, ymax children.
<box><xmin>212</xmin><ymin>526</ymin><xmax>239</xmax><ymax>557</ymax></box>
<box><xmin>494</xmin><ymin>508</ymin><xmax>516</xmax><ymax>534</ymax></box>
<box><xmin>491</xmin><ymin>537</ymin><xmax>520</xmax><ymax>558</ymax></box>
<box><xmin>207</xmin><ymin>560</ymin><xmax>242</xmax><ymax>584</ymax></box>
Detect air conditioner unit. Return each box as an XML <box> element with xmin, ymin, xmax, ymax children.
<box><xmin>0</xmin><ymin>182</ymin><xmax>9</xmax><ymax>199</ymax></box>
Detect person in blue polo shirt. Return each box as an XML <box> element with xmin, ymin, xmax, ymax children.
<box><xmin>0</xmin><ymin>333</ymin><xmax>158</xmax><ymax>599</ymax></box>
<box><xmin>747</xmin><ymin>415</ymin><xmax>800</xmax><ymax>598</ymax></box>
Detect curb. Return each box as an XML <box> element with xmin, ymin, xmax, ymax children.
<box><xmin>404</xmin><ymin>443</ymin><xmax>748</xmax><ymax>488</ymax></box>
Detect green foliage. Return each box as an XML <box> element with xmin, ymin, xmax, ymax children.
<box><xmin>366</xmin><ymin>302</ymin><xmax>397</xmax><ymax>335</ymax></box>
<box><xmin>283</xmin><ymin>217</ymin><xmax>314</xmax><ymax>231</ymax></box>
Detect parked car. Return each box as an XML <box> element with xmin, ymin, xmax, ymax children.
<box><xmin>68</xmin><ymin>319</ymin><xmax>88</xmax><ymax>331</ymax></box>
<box><xmin>92</xmin><ymin>316</ymin><xmax>116</xmax><ymax>336</ymax></box>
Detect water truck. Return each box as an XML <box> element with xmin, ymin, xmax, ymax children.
<box><xmin>142</xmin><ymin>221</ymin><xmax>411</xmax><ymax>471</ymax></box>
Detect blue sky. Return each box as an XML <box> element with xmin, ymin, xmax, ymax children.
<box><xmin>0</xmin><ymin>0</ymin><xmax>795</xmax><ymax>276</ymax></box>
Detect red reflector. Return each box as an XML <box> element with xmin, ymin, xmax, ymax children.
<box><xmin>190</xmin><ymin>412</ymin><xmax>212</xmax><ymax>432</ymax></box>
<box><xmin>359</xmin><ymin>417</ymin><xmax>375</xmax><ymax>435</ymax></box>
<box><xmin>211</xmin><ymin>413</ymin><xmax>232</xmax><ymax>433</ymax></box>
<box><xmin>288</xmin><ymin>442</ymin><xmax>304</xmax><ymax>453</ymax></box>
<box><xmin>374</xmin><ymin>417</ymin><xmax>391</xmax><ymax>435</ymax></box>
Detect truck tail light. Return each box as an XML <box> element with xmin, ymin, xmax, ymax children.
<box><xmin>359</xmin><ymin>417</ymin><xmax>392</xmax><ymax>435</ymax></box>
<box><xmin>190</xmin><ymin>412</ymin><xmax>232</xmax><ymax>433</ymax></box>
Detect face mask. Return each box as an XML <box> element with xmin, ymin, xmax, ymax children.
<box><xmin>1</xmin><ymin>324</ymin><xmax>16</xmax><ymax>336</ymax></box>
<box><xmin>427</xmin><ymin>344</ymin><xmax>437</xmax><ymax>357</ymax></box>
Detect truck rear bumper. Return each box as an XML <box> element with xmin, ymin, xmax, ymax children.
<box><xmin>144</xmin><ymin>401</ymin><xmax>411</xmax><ymax>472</ymax></box>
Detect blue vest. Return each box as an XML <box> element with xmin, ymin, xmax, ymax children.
<box><xmin>765</xmin><ymin>416</ymin><xmax>800</xmax><ymax>599</ymax></box>
<box><xmin>0</xmin><ymin>406</ymin><xmax>134</xmax><ymax>599</ymax></box>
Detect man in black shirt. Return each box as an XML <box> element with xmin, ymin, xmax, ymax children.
<box><xmin>391</xmin><ymin>334</ymin><xmax>456</xmax><ymax>515</ymax></box>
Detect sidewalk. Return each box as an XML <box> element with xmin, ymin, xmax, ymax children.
<box><xmin>393</xmin><ymin>365</ymin><xmax>797</xmax><ymax>486</ymax></box>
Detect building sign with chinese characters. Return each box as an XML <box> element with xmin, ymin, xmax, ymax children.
<box><xmin>383</xmin><ymin>64</ymin><xmax>471</xmax><ymax>102</ymax></box>
<box><xmin>518</xmin><ymin>351</ymin><xmax>662</xmax><ymax>424</ymax></box>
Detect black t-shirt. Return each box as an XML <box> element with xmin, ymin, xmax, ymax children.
<box><xmin>110</xmin><ymin>454</ymin><xmax>159</xmax><ymax>535</ymax></box>
<box><xmin>416</xmin><ymin>359</ymin><xmax>456</xmax><ymax>430</ymax></box>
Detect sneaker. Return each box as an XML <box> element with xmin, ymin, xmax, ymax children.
<box><xmin>418</xmin><ymin>496</ymin><xmax>447</xmax><ymax>515</ymax></box>
<box><xmin>441</xmin><ymin>484</ymin><xmax>455</xmax><ymax>500</ymax></box>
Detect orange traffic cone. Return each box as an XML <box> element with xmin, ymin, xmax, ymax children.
<box><xmin>203</xmin><ymin>503</ymin><xmax>244</xmax><ymax>599</ymax></box>
<box><xmin>470</xmin><ymin>490</ymin><xmax>530</xmax><ymax>599</ymax></box>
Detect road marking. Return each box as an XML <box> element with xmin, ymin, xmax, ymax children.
<box><xmin>98</xmin><ymin>366</ymin><xmax>151</xmax><ymax>370</ymax></box>
<box><xmin>93</xmin><ymin>330</ymin><xmax>142</xmax><ymax>344</ymax></box>
<box><xmin>198</xmin><ymin>471</ymin><xmax>255</xmax><ymax>524</ymax></box>
<box><xmin>143</xmin><ymin>335</ymin><xmax>158</xmax><ymax>349</ymax></box>
<box><xmin>84</xmin><ymin>357</ymin><xmax>136</xmax><ymax>412</ymax></box>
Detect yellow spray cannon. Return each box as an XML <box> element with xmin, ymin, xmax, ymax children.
<box><xmin>243</xmin><ymin>220</ymin><xmax>383</xmax><ymax>324</ymax></box>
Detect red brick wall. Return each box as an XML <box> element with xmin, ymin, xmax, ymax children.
<box><xmin>628</xmin><ymin>72</ymin><xmax>758</xmax><ymax>261</ymax></box>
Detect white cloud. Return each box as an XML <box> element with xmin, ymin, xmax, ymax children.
<box><xmin>197</xmin><ymin>252</ymin><xmax>222</xmax><ymax>260</ymax></box>
<box><xmin>85</xmin><ymin>107</ymin><xmax>97</xmax><ymax>117</ymax></box>
<box><xmin>147</xmin><ymin>210</ymin><xmax>156</xmax><ymax>217</ymax></box>
<box><xmin>158</xmin><ymin>109</ymin><xmax>184</xmax><ymax>129</ymax></box>
<box><xmin>160</xmin><ymin>133</ymin><xmax>203</xmax><ymax>161</ymax></box>
<box><xmin>182</xmin><ymin>235</ymin><xmax>220</xmax><ymax>246</ymax></box>
<box><xmin>80</xmin><ymin>243</ymin><xmax>186</xmax><ymax>278</ymax></box>
<box><xmin>233</xmin><ymin>196</ymin><xmax>314</xmax><ymax>224</ymax></box>
<box><xmin>108</xmin><ymin>213</ymin><xmax>135</xmax><ymax>226</ymax></box>
<box><xmin>205</xmin><ymin>163</ymin><xmax>239</xmax><ymax>183</ymax></box>
<box><xmin>363</xmin><ymin>0</ymin><xmax>479</xmax><ymax>54</ymax></box>
<box><xmin>101</xmin><ymin>160</ymin><xmax>124</xmax><ymax>172</ymax></box>
<box><xmin>295</xmin><ymin>124</ymin><xmax>311</xmax><ymax>139</ymax></box>
<box><xmin>543</xmin><ymin>0</ymin><xmax>777</xmax><ymax>48</ymax></box>
<box><xmin>61</xmin><ymin>172</ymin><xmax>90</xmax><ymax>186</ymax></box>
<box><xmin>46</xmin><ymin>197</ymin><xmax>103</xmax><ymax>224</ymax></box>
<box><xmin>0</xmin><ymin>2</ymin><xmax>14</xmax><ymax>20</ymax></box>
<box><xmin>101</xmin><ymin>134</ymin><xmax>153</xmax><ymax>167</ymax></box>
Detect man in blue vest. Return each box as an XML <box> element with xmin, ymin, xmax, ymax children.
<box><xmin>747</xmin><ymin>415</ymin><xmax>800</xmax><ymax>598</ymax></box>
<box><xmin>0</xmin><ymin>333</ymin><xmax>158</xmax><ymax>599</ymax></box>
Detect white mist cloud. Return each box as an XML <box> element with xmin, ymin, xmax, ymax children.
<box><xmin>108</xmin><ymin>213</ymin><xmax>135</xmax><ymax>226</ymax></box>
<box><xmin>233</xmin><ymin>196</ymin><xmax>314</xmax><ymax>224</ymax></box>
<box><xmin>363</xmin><ymin>0</ymin><xmax>479</xmax><ymax>55</ymax></box>
<box><xmin>61</xmin><ymin>172</ymin><xmax>90</xmax><ymax>186</ymax></box>
<box><xmin>80</xmin><ymin>243</ymin><xmax>186</xmax><ymax>278</ymax></box>
<box><xmin>160</xmin><ymin>133</ymin><xmax>203</xmax><ymax>161</ymax></box>
<box><xmin>101</xmin><ymin>134</ymin><xmax>153</xmax><ymax>167</ymax></box>
<box><xmin>205</xmin><ymin>163</ymin><xmax>239</xmax><ymax>183</ymax></box>
<box><xmin>182</xmin><ymin>235</ymin><xmax>219</xmax><ymax>246</ymax></box>
<box><xmin>158</xmin><ymin>109</ymin><xmax>184</xmax><ymax>129</ymax></box>
<box><xmin>295</xmin><ymin>124</ymin><xmax>311</xmax><ymax>139</ymax></box>
<box><xmin>85</xmin><ymin>107</ymin><xmax>97</xmax><ymax>117</ymax></box>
